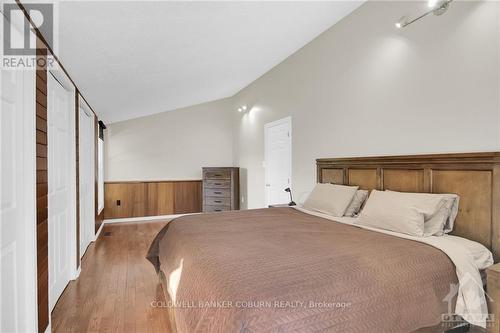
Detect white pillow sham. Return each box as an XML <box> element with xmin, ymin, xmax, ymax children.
<box><xmin>302</xmin><ymin>183</ymin><xmax>359</xmax><ymax>217</ymax></box>
<box><xmin>357</xmin><ymin>190</ymin><xmax>445</xmax><ymax>237</ymax></box>
<box><xmin>344</xmin><ymin>190</ymin><xmax>369</xmax><ymax>217</ymax></box>
<box><xmin>386</xmin><ymin>190</ymin><xmax>459</xmax><ymax>236</ymax></box>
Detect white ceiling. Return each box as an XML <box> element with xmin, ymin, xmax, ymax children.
<box><xmin>57</xmin><ymin>1</ymin><xmax>363</xmax><ymax>123</ymax></box>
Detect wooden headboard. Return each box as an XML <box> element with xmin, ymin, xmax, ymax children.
<box><xmin>316</xmin><ymin>152</ymin><xmax>500</xmax><ymax>260</ymax></box>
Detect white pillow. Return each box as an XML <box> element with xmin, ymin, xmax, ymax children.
<box><xmin>344</xmin><ymin>190</ymin><xmax>369</xmax><ymax>217</ymax></box>
<box><xmin>303</xmin><ymin>183</ymin><xmax>359</xmax><ymax>217</ymax></box>
<box><xmin>357</xmin><ymin>190</ymin><xmax>445</xmax><ymax>237</ymax></box>
<box><xmin>443</xmin><ymin>195</ymin><xmax>460</xmax><ymax>234</ymax></box>
<box><xmin>386</xmin><ymin>191</ymin><xmax>459</xmax><ymax>236</ymax></box>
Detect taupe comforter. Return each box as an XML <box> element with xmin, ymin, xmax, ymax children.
<box><xmin>147</xmin><ymin>207</ymin><xmax>457</xmax><ymax>333</ymax></box>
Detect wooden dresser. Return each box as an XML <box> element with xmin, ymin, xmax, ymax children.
<box><xmin>202</xmin><ymin>167</ymin><xmax>240</xmax><ymax>212</ymax></box>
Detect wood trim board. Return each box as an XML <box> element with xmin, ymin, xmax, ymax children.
<box><xmin>35</xmin><ymin>34</ymin><xmax>49</xmax><ymax>333</ymax></box>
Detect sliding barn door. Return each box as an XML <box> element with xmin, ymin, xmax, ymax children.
<box><xmin>0</xmin><ymin>14</ymin><xmax>38</xmax><ymax>332</ymax></box>
<box><xmin>47</xmin><ymin>73</ymin><xmax>74</xmax><ymax>310</ymax></box>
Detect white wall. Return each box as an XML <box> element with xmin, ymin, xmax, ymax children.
<box><xmin>105</xmin><ymin>98</ymin><xmax>233</xmax><ymax>181</ymax></box>
<box><xmin>232</xmin><ymin>1</ymin><xmax>500</xmax><ymax>209</ymax></box>
<box><xmin>104</xmin><ymin>1</ymin><xmax>500</xmax><ymax>208</ymax></box>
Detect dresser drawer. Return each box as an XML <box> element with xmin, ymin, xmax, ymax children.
<box><xmin>202</xmin><ymin>167</ymin><xmax>239</xmax><ymax>211</ymax></box>
<box><xmin>204</xmin><ymin>188</ymin><xmax>230</xmax><ymax>198</ymax></box>
<box><xmin>204</xmin><ymin>179</ymin><xmax>231</xmax><ymax>189</ymax></box>
<box><xmin>203</xmin><ymin>170</ymin><xmax>231</xmax><ymax>180</ymax></box>
<box><xmin>204</xmin><ymin>205</ymin><xmax>230</xmax><ymax>213</ymax></box>
<box><xmin>205</xmin><ymin>197</ymin><xmax>231</xmax><ymax>206</ymax></box>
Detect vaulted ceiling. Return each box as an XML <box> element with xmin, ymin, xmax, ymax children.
<box><xmin>57</xmin><ymin>1</ymin><xmax>363</xmax><ymax>123</ymax></box>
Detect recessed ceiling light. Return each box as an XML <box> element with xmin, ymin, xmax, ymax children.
<box><xmin>242</xmin><ymin>105</ymin><xmax>247</xmax><ymax>111</ymax></box>
<box><xmin>238</xmin><ymin>108</ymin><xmax>242</xmax><ymax>112</ymax></box>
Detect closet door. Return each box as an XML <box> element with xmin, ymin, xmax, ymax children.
<box><xmin>47</xmin><ymin>73</ymin><xmax>74</xmax><ymax>310</ymax></box>
<box><xmin>79</xmin><ymin>103</ymin><xmax>95</xmax><ymax>256</ymax></box>
<box><xmin>0</xmin><ymin>14</ymin><xmax>38</xmax><ymax>332</ymax></box>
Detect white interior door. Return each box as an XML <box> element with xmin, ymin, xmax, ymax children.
<box><xmin>264</xmin><ymin>117</ymin><xmax>292</xmax><ymax>206</ymax></box>
<box><xmin>48</xmin><ymin>73</ymin><xmax>74</xmax><ymax>310</ymax></box>
<box><xmin>79</xmin><ymin>103</ymin><xmax>95</xmax><ymax>257</ymax></box>
<box><xmin>0</xmin><ymin>12</ymin><xmax>38</xmax><ymax>333</ymax></box>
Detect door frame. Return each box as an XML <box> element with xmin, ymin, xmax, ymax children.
<box><xmin>0</xmin><ymin>11</ymin><xmax>38</xmax><ymax>332</ymax></box>
<box><xmin>47</xmin><ymin>66</ymin><xmax>78</xmax><ymax>309</ymax></box>
<box><xmin>264</xmin><ymin>116</ymin><xmax>292</xmax><ymax>207</ymax></box>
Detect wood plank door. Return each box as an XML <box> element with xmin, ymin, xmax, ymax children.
<box><xmin>0</xmin><ymin>14</ymin><xmax>38</xmax><ymax>332</ymax></box>
<box><xmin>47</xmin><ymin>73</ymin><xmax>74</xmax><ymax>311</ymax></box>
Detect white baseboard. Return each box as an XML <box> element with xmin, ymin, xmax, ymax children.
<box><xmin>103</xmin><ymin>213</ymin><xmax>198</xmax><ymax>224</ymax></box>
<box><xmin>72</xmin><ymin>266</ymin><xmax>81</xmax><ymax>281</ymax></box>
<box><xmin>94</xmin><ymin>222</ymin><xmax>104</xmax><ymax>241</ymax></box>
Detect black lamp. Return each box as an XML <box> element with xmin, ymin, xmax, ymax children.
<box><xmin>284</xmin><ymin>188</ymin><xmax>296</xmax><ymax>206</ymax></box>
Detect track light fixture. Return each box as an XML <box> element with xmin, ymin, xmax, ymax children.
<box><xmin>395</xmin><ymin>0</ymin><xmax>452</xmax><ymax>29</ymax></box>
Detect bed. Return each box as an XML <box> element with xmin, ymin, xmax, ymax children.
<box><xmin>147</xmin><ymin>152</ymin><xmax>500</xmax><ymax>332</ymax></box>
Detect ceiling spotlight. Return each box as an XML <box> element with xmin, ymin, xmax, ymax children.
<box><xmin>428</xmin><ymin>0</ymin><xmax>438</xmax><ymax>8</ymax></box>
<box><xmin>432</xmin><ymin>0</ymin><xmax>450</xmax><ymax>15</ymax></box>
<box><xmin>395</xmin><ymin>0</ymin><xmax>452</xmax><ymax>29</ymax></box>
<box><xmin>242</xmin><ymin>105</ymin><xmax>247</xmax><ymax>111</ymax></box>
<box><xmin>238</xmin><ymin>108</ymin><xmax>242</xmax><ymax>112</ymax></box>
<box><xmin>395</xmin><ymin>16</ymin><xmax>408</xmax><ymax>29</ymax></box>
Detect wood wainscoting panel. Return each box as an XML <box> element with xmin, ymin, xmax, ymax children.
<box><xmin>320</xmin><ymin>168</ymin><xmax>344</xmax><ymax>184</ymax></box>
<box><xmin>432</xmin><ymin>170</ymin><xmax>492</xmax><ymax>249</ymax></box>
<box><xmin>107</xmin><ymin>184</ymin><xmax>121</xmax><ymax>219</ymax></box>
<box><xmin>174</xmin><ymin>181</ymin><xmax>202</xmax><ymax>214</ymax></box>
<box><xmin>348</xmin><ymin>169</ymin><xmax>378</xmax><ymax>190</ymax></box>
<box><xmin>104</xmin><ymin>181</ymin><xmax>202</xmax><ymax>219</ymax></box>
<box><xmin>103</xmin><ymin>183</ymin><xmax>123</xmax><ymax>219</ymax></box>
<box><xmin>104</xmin><ymin>183</ymin><xmax>146</xmax><ymax>219</ymax></box>
<box><xmin>147</xmin><ymin>182</ymin><xmax>175</xmax><ymax>216</ymax></box>
<box><xmin>383</xmin><ymin>169</ymin><xmax>425</xmax><ymax>192</ymax></box>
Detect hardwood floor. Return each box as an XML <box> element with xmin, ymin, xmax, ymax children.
<box><xmin>51</xmin><ymin>221</ymin><xmax>172</xmax><ymax>333</ymax></box>
<box><xmin>51</xmin><ymin>220</ymin><xmax>485</xmax><ymax>333</ymax></box>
